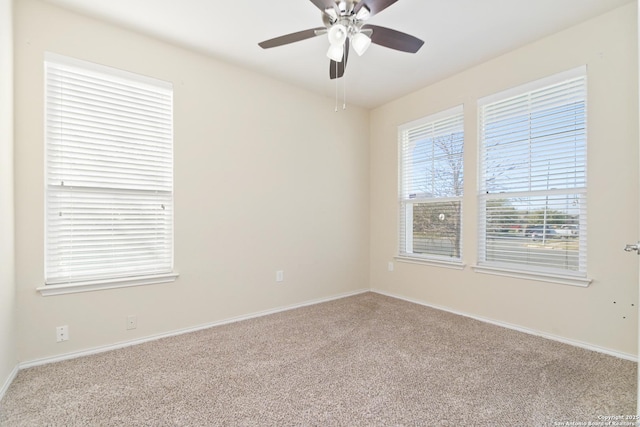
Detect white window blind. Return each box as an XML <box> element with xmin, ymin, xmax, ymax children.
<box><xmin>399</xmin><ymin>106</ymin><xmax>464</xmax><ymax>261</ymax></box>
<box><xmin>478</xmin><ymin>67</ymin><xmax>586</xmax><ymax>276</ymax></box>
<box><xmin>45</xmin><ymin>53</ymin><xmax>174</xmax><ymax>285</ymax></box>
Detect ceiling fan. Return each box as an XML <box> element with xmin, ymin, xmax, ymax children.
<box><xmin>258</xmin><ymin>0</ymin><xmax>424</xmax><ymax>79</ymax></box>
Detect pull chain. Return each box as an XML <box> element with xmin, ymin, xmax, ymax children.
<box><xmin>334</xmin><ymin>62</ymin><xmax>347</xmax><ymax>112</ymax></box>
<box><xmin>335</xmin><ymin>61</ymin><xmax>340</xmax><ymax>112</ymax></box>
<box><xmin>343</xmin><ymin>66</ymin><xmax>346</xmax><ymax>110</ymax></box>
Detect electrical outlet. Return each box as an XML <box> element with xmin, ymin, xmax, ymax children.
<box><xmin>276</xmin><ymin>270</ymin><xmax>284</xmax><ymax>282</ymax></box>
<box><xmin>56</xmin><ymin>325</ymin><xmax>69</xmax><ymax>342</ymax></box>
<box><xmin>126</xmin><ymin>315</ymin><xmax>137</xmax><ymax>330</ymax></box>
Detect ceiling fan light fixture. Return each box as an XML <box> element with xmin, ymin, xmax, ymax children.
<box><xmin>351</xmin><ymin>32</ymin><xmax>371</xmax><ymax>56</ymax></box>
<box><xmin>327</xmin><ymin>24</ymin><xmax>347</xmax><ymax>46</ymax></box>
<box><xmin>326</xmin><ymin>43</ymin><xmax>344</xmax><ymax>62</ymax></box>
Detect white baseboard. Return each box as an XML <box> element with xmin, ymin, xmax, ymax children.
<box><xmin>372</xmin><ymin>289</ymin><xmax>638</xmax><ymax>363</ymax></box>
<box><xmin>20</xmin><ymin>288</ymin><xmax>370</xmax><ymax>369</ymax></box>
<box><xmin>17</xmin><ymin>286</ymin><xmax>636</xmax><ymax>372</ymax></box>
<box><xmin>0</xmin><ymin>364</ymin><xmax>19</xmax><ymax>402</ymax></box>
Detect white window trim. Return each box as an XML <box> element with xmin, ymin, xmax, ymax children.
<box><xmin>477</xmin><ymin>66</ymin><xmax>586</xmax><ymax>106</ymax></box>
<box><xmin>398</xmin><ymin>105</ymin><xmax>465</xmax><ymax>263</ymax></box>
<box><xmin>476</xmin><ymin>66</ymin><xmax>589</xmax><ymax>284</ymax></box>
<box><xmin>42</xmin><ymin>53</ymin><xmax>176</xmax><ymax>295</ymax></box>
<box><xmin>395</xmin><ymin>256</ymin><xmax>465</xmax><ymax>270</ymax></box>
<box><xmin>45</xmin><ymin>52</ymin><xmax>172</xmax><ymax>92</ymax></box>
<box><xmin>37</xmin><ymin>272</ymin><xmax>179</xmax><ymax>296</ymax></box>
<box><xmin>471</xmin><ymin>264</ymin><xmax>591</xmax><ymax>287</ymax></box>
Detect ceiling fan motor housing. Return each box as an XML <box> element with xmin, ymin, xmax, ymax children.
<box><xmin>323</xmin><ymin>0</ymin><xmax>370</xmax><ymax>27</ymax></box>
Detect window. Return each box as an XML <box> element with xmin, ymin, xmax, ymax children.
<box><xmin>478</xmin><ymin>67</ymin><xmax>587</xmax><ymax>282</ymax></box>
<box><xmin>44</xmin><ymin>53</ymin><xmax>175</xmax><ymax>291</ymax></box>
<box><xmin>398</xmin><ymin>106</ymin><xmax>464</xmax><ymax>263</ymax></box>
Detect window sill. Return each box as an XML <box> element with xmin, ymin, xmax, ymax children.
<box><xmin>472</xmin><ymin>264</ymin><xmax>591</xmax><ymax>287</ymax></box>
<box><xmin>37</xmin><ymin>272</ymin><xmax>179</xmax><ymax>296</ymax></box>
<box><xmin>395</xmin><ymin>256</ymin><xmax>465</xmax><ymax>270</ymax></box>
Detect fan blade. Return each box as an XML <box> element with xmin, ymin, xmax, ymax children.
<box><xmin>330</xmin><ymin>39</ymin><xmax>349</xmax><ymax>79</ymax></box>
<box><xmin>309</xmin><ymin>0</ymin><xmax>338</xmax><ymax>14</ymax></box>
<box><xmin>259</xmin><ymin>27</ymin><xmax>325</xmax><ymax>49</ymax></box>
<box><xmin>354</xmin><ymin>0</ymin><xmax>399</xmax><ymax>18</ymax></box>
<box><xmin>363</xmin><ymin>24</ymin><xmax>424</xmax><ymax>53</ymax></box>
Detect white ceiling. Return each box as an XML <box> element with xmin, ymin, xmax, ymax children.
<box><xmin>42</xmin><ymin>0</ymin><xmax>634</xmax><ymax>109</ymax></box>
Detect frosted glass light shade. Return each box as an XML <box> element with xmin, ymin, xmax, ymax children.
<box><xmin>351</xmin><ymin>32</ymin><xmax>371</xmax><ymax>56</ymax></box>
<box><xmin>326</xmin><ymin>44</ymin><xmax>344</xmax><ymax>62</ymax></box>
<box><xmin>327</xmin><ymin>24</ymin><xmax>347</xmax><ymax>46</ymax></box>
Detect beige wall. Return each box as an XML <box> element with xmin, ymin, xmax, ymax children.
<box><xmin>370</xmin><ymin>3</ymin><xmax>639</xmax><ymax>356</ymax></box>
<box><xmin>14</xmin><ymin>0</ymin><xmax>370</xmax><ymax>362</ymax></box>
<box><xmin>0</xmin><ymin>0</ymin><xmax>17</xmax><ymax>394</ymax></box>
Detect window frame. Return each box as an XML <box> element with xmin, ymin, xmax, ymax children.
<box><xmin>39</xmin><ymin>52</ymin><xmax>178</xmax><ymax>296</ymax></box>
<box><xmin>475</xmin><ymin>66</ymin><xmax>591</xmax><ymax>287</ymax></box>
<box><xmin>397</xmin><ymin>105</ymin><xmax>465</xmax><ymax>267</ymax></box>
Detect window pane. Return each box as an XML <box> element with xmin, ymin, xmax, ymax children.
<box><xmin>407</xmin><ymin>132</ymin><xmax>464</xmax><ymax>198</ymax></box>
<box><xmin>407</xmin><ymin>201</ymin><xmax>462</xmax><ymax>259</ymax></box>
<box><xmin>47</xmin><ymin>188</ymin><xmax>172</xmax><ymax>281</ymax></box>
<box><xmin>484</xmin><ymin>195</ymin><xmax>584</xmax><ymax>272</ymax></box>
<box><xmin>483</xmin><ymin>101</ymin><xmax>585</xmax><ymax>194</ymax></box>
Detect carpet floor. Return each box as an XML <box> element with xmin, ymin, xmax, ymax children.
<box><xmin>0</xmin><ymin>292</ymin><xmax>636</xmax><ymax>426</ymax></box>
